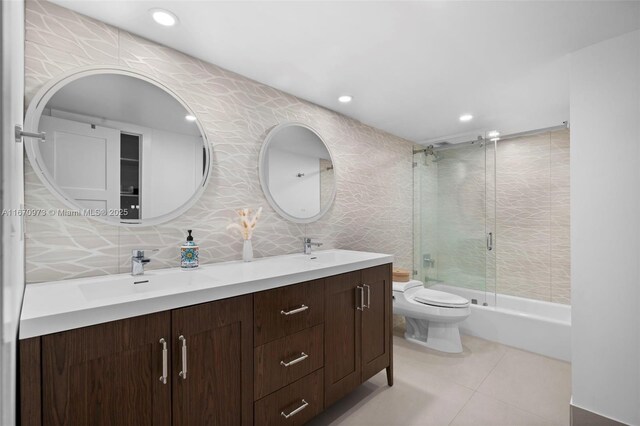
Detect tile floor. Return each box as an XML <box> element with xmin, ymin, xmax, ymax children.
<box><xmin>310</xmin><ymin>327</ymin><xmax>571</xmax><ymax>426</ymax></box>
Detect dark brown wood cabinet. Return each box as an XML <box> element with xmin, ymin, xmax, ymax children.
<box><xmin>324</xmin><ymin>270</ymin><xmax>362</xmax><ymax>406</ymax></box>
<box><xmin>172</xmin><ymin>295</ymin><xmax>253</xmax><ymax>426</ymax></box>
<box><xmin>254</xmin><ymin>369</ymin><xmax>324</xmax><ymax>426</ymax></box>
<box><xmin>254</xmin><ymin>279</ymin><xmax>324</xmax><ymax>347</ymax></box>
<box><xmin>40</xmin><ymin>311</ymin><xmax>171</xmax><ymax>426</ymax></box>
<box><xmin>324</xmin><ymin>264</ymin><xmax>393</xmax><ymax>407</ymax></box>
<box><xmin>20</xmin><ymin>263</ymin><xmax>392</xmax><ymax>426</ymax></box>
<box><xmin>20</xmin><ymin>296</ymin><xmax>252</xmax><ymax>426</ymax></box>
<box><xmin>361</xmin><ymin>265</ymin><xmax>393</xmax><ymax>383</ymax></box>
<box><xmin>254</xmin><ymin>324</ymin><xmax>324</xmax><ymax>400</ymax></box>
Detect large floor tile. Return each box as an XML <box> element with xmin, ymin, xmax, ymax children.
<box><xmin>312</xmin><ymin>334</ymin><xmax>570</xmax><ymax>426</ymax></box>
<box><xmin>311</xmin><ymin>365</ymin><xmax>474</xmax><ymax>425</ymax></box>
<box><xmin>450</xmin><ymin>392</ymin><xmax>555</xmax><ymax>426</ymax></box>
<box><xmin>393</xmin><ymin>329</ymin><xmax>509</xmax><ymax>390</ymax></box>
<box><xmin>476</xmin><ymin>348</ymin><xmax>571</xmax><ymax>425</ymax></box>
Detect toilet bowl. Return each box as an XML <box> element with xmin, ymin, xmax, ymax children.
<box><xmin>393</xmin><ymin>280</ymin><xmax>470</xmax><ymax>353</ymax></box>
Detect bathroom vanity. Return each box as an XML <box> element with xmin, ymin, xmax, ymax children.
<box><xmin>19</xmin><ymin>250</ymin><xmax>393</xmax><ymax>426</ymax></box>
<box><xmin>19</xmin><ymin>62</ymin><xmax>393</xmax><ymax>426</ymax></box>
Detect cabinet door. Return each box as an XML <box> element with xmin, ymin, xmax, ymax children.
<box><xmin>324</xmin><ymin>270</ymin><xmax>362</xmax><ymax>407</ymax></box>
<box><xmin>172</xmin><ymin>295</ymin><xmax>253</xmax><ymax>426</ymax></box>
<box><xmin>41</xmin><ymin>311</ymin><xmax>171</xmax><ymax>426</ymax></box>
<box><xmin>361</xmin><ymin>264</ymin><xmax>393</xmax><ymax>382</ymax></box>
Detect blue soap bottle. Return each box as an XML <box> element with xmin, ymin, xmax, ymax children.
<box><xmin>181</xmin><ymin>230</ymin><xmax>199</xmax><ymax>269</ymax></box>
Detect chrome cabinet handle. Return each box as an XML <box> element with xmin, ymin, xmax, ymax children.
<box><xmin>159</xmin><ymin>338</ymin><xmax>168</xmax><ymax>384</ymax></box>
<box><xmin>487</xmin><ymin>232</ymin><xmax>493</xmax><ymax>251</ymax></box>
<box><xmin>280</xmin><ymin>304</ymin><xmax>308</xmax><ymax>316</ymax></box>
<box><xmin>356</xmin><ymin>286</ymin><xmax>364</xmax><ymax>311</ymax></box>
<box><xmin>363</xmin><ymin>284</ymin><xmax>371</xmax><ymax>309</ymax></box>
<box><xmin>281</xmin><ymin>399</ymin><xmax>309</xmax><ymax>419</ymax></box>
<box><xmin>280</xmin><ymin>352</ymin><xmax>308</xmax><ymax>367</ymax></box>
<box><xmin>178</xmin><ymin>335</ymin><xmax>187</xmax><ymax>380</ymax></box>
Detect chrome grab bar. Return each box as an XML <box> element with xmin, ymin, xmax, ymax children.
<box><xmin>159</xmin><ymin>338</ymin><xmax>168</xmax><ymax>384</ymax></box>
<box><xmin>280</xmin><ymin>305</ymin><xmax>308</xmax><ymax>316</ymax></box>
<box><xmin>281</xmin><ymin>399</ymin><xmax>309</xmax><ymax>419</ymax></box>
<box><xmin>280</xmin><ymin>352</ymin><xmax>308</xmax><ymax>367</ymax></box>
<box><xmin>178</xmin><ymin>335</ymin><xmax>187</xmax><ymax>380</ymax></box>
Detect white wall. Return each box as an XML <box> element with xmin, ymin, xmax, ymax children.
<box><xmin>570</xmin><ymin>29</ymin><xmax>640</xmax><ymax>425</ymax></box>
<box><xmin>0</xmin><ymin>0</ymin><xmax>25</xmax><ymax>424</ymax></box>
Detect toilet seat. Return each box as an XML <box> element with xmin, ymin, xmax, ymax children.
<box><xmin>412</xmin><ymin>288</ymin><xmax>469</xmax><ymax>308</ymax></box>
<box><xmin>393</xmin><ymin>281</ymin><xmax>471</xmax><ymax>353</ymax></box>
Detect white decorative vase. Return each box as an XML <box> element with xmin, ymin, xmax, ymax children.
<box><xmin>242</xmin><ymin>239</ymin><xmax>253</xmax><ymax>262</ymax></box>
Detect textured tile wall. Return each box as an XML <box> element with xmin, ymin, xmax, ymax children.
<box><xmin>496</xmin><ymin>129</ymin><xmax>570</xmax><ymax>304</ymax></box>
<box><xmin>24</xmin><ymin>0</ymin><xmax>414</xmax><ymax>283</ymax></box>
<box><xmin>417</xmin><ymin>129</ymin><xmax>571</xmax><ymax>304</ymax></box>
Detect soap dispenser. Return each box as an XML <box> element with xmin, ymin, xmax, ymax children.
<box><xmin>181</xmin><ymin>230</ymin><xmax>199</xmax><ymax>269</ymax></box>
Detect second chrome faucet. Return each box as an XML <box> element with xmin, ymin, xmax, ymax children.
<box><xmin>303</xmin><ymin>237</ymin><xmax>323</xmax><ymax>255</ymax></box>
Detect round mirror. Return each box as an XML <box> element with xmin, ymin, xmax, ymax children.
<box><xmin>24</xmin><ymin>68</ymin><xmax>210</xmax><ymax>226</ymax></box>
<box><xmin>259</xmin><ymin>123</ymin><xmax>336</xmax><ymax>223</ymax></box>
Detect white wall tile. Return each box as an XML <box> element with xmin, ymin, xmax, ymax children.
<box><xmin>24</xmin><ymin>0</ymin><xmax>413</xmax><ymax>283</ymax></box>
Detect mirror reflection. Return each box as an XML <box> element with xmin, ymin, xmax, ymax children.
<box><xmin>32</xmin><ymin>73</ymin><xmax>208</xmax><ymax>223</ymax></box>
<box><xmin>259</xmin><ymin>123</ymin><xmax>336</xmax><ymax>223</ymax></box>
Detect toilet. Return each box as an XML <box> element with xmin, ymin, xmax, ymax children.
<box><xmin>393</xmin><ymin>280</ymin><xmax>471</xmax><ymax>353</ymax></box>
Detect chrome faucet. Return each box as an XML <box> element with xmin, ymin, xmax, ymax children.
<box><xmin>303</xmin><ymin>237</ymin><xmax>323</xmax><ymax>255</ymax></box>
<box><xmin>131</xmin><ymin>249</ymin><xmax>156</xmax><ymax>276</ymax></box>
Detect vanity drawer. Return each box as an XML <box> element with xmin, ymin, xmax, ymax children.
<box><xmin>254</xmin><ymin>279</ymin><xmax>324</xmax><ymax>346</ymax></box>
<box><xmin>254</xmin><ymin>369</ymin><xmax>324</xmax><ymax>426</ymax></box>
<box><xmin>255</xmin><ymin>324</ymin><xmax>324</xmax><ymax>400</ymax></box>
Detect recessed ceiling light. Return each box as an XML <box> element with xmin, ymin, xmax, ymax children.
<box><xmin>338</xmin><ymin>95</ymin><xmax>352</xmax><ymax>103</ymax></box>
<box><xmin>150</xmin><ymin>9</ymin><xmax>177</xmax><ymax>26</ymax></box>
<box><xmin>459</xmin><ymin>114</ymin><xmax>473</xmax><ymax>122</ymax></box>
<box><xmin>487</xmin><ymin>130</ymin><xmax>500</xmax><ymax>138</ymax></box>
<box><xmin>185</xmin><ymin>114</ymin><xmax>197</xmax><ymax>122</ymax></box>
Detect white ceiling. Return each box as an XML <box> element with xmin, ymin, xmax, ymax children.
<box><xmin>51</xmin><ymin>1</ymin><xmax>640</xmax><ymax>143</ymax></box>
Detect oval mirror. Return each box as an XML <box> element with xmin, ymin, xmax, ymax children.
<box><xmin>24</xmin><ymin>68</ymin><xmax>210</xmax><ymax>226</ymax></box>
<box><xmin>259</xmin><ymin>123</ymin><xmax>336</xmax><ymax>223</ymax></box>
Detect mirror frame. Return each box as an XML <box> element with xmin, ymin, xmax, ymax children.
<box><xmin>23</xmin><ymin>65</ymin><xmax>212</xmax><ymax>227</ymax></box>
<box><xmin>258</xmin><ymin>122</ymin><xmax>336</xmax><ymax>224</ymax></box>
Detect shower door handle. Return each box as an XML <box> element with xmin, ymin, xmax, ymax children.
<box><xmin>486</xmin><ymin>232</ymin><xmax>493</xmax><ymax>251</ymax></box>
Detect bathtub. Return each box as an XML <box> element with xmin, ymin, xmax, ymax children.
<box><xmin>430</xmin><ymin>284</ymin><xmax>571</xmax><ymax>362</ymax></box>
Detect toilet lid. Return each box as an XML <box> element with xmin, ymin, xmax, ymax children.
<box><xmin>413</xmin><ymin>288</ymin><xmax>469</xmax><ymax>308</ymax></box>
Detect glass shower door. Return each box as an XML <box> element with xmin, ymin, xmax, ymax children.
<box><xmin>414</xmin><ymin>137</ymin><xmax>496</xmax><ymax>306</ymax></box>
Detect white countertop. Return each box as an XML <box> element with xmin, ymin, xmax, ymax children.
<box><xmin>20</xmin><ymin>249</ymin><xmax>393</xmax><ymax>339</ymax></box>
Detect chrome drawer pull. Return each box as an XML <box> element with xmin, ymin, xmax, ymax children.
<box><xmin>280</xmin><ymin>304</ymin><xmax>308</xmax><ymax>316</ymax></box>
<box><xmin>281</xmin><ymin>399</ymin><xmax>309</xmax><ymax>419</ymax></box>
<box><xmin>178</xmin><ymin>335</ymin><xmax>187</xmax><ymax>380</ymax></box>
<box><xmin>159</xmin><ymin>338</ymin><xmax>168</xmax><ymax>384</ymax></box>
<box><xmin>356</xmin><ymin>286</ymin><xmax>364</xmax><ymax>311</ymax></box>
<box><xmin>363</xmin><ymin>284</ymin><xmax>371</xmax><ymax>309</ymax></box>
<box><xmin>280</xmin><ymin>352</ymin><xmax>308</xmax><ymax>367</ymax></box>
